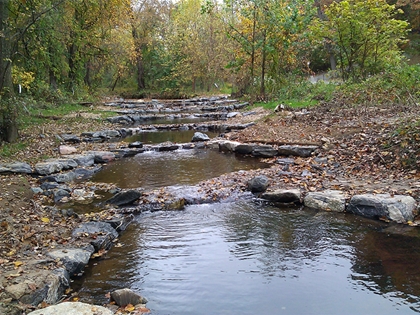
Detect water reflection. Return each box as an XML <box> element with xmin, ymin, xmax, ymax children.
<box><xmin>91</xmin><ymin>149</ymin><xmax>269</xmax><ymax>189</ymax></box>
<box><xmin>76</xmin><ymin>202</ymin><xmax>420</xmax><ymax>314</ymax></box>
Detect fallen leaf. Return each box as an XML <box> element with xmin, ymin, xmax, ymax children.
<box><xmin>41</xmin><ymin>217</ymin><xmax>50</xmax><ymax>223</ymax></box>
<box><xmin>125</xmin><ymin>304</ymin><xmax>135</xmax><ymax>312</ymax></box>
<box><xmin>14</xmin><ymin>261</ymin><xmax>23</xmax><ymax>268</ymax></box>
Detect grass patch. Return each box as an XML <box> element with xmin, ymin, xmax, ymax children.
<box><xmin>0</xmin><ymin>142</ymin><xmax>28</xmax><ymax>158</ymax></box>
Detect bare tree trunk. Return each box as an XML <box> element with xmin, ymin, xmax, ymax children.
<box><xmin>314</xmin><ymin>0</ymin><xmax>337</xmax><ymax>70</ymax></box>
<box><xmin>0</xmin><ymin>0</ymin><xmax>18</xmax><ymax>143</ymax></box>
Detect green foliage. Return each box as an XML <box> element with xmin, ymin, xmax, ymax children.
<box><xmin>310</xmin><ymin>0</ymin><xmax>409</xmax><ymax>81</ymax></box>
<box><xmin>336</xmin><ymin>64</ymin><xmax>420</xmax><ymax>106</ymax></box>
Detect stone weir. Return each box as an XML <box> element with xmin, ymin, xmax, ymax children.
<box><xmin>103</xmin><ymin>96</ymin><xmax>247</xmax><ymax>114</ymax></box>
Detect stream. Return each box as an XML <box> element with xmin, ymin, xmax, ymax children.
<box><xmin>74</xmin><ymin>99</ymin><xmax>420</xmax><ymax>314</ymax></box>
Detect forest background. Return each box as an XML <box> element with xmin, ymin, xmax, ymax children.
<box><xmin>0</xmin><ymin>0</ymin><xmax>419</xmax><ymax>144</ymax></box>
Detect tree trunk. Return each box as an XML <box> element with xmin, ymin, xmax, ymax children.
<box><xmin>132</xmin><ymin>26</ymin><xmax>145</xmax><ymax>90</ymax></box>
<box><xmin>0</xmin><ymin>0</ymin><xmax>13</xmax><ymax>96</ymax></box>
<box><xmin>0</xmin><ymin>0</ymin><xmax>18</xmax><ymax>143</ymax></box>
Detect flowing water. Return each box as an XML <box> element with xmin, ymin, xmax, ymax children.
<box><xmin>77</xmin><ymin>201</ymin><xmax>420</xmax><ymax>314</ymax></box>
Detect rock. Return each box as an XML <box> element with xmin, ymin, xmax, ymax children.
<box><xmin>277</xmin><ymin>145</ymin><xmax>318</xmax><ymax>157</ymax></box>
<box><xmin>234</xmin><ymin>144</ymin><xmax>255</xmax><ymax>154</ymax></box>
<box><xmin>304</xmin><ymin>190</ymin><xmax>346</xmax><ymax>212</ymax></box>
<box><xmin>59</xmin><ymin>134</ymin><xmax>81</xmax><ymax>143</ymax></box>
<box><xmin>158</xmin><ymin>144</ymin><xmax>180</xmax><ymax>151</ymax></box>
<box><xmin>92</xmin><ymin>129</ymin><xmax>121</xmax><ymax>139</ymax></box>
<box><xmin>53</xmin><ymin>188</ymin><xmax>71</xmax><ymax>203</ymax></box>
<box><xmin>218</xmin><ymin>140</ymin><xmax>241</xmax><ymax>153</ymax></box>
<box><xmin>347</xmin><ymin>194</ymin><xmax>416</xmax><ymax>223</ymax></box>
<box><xmin>276</xmin><ymin>158</ymin><xmax>295</xmax><ymax>165</ymax></box>
<box><xmin>35</xmin><ymin>161</ymin><xmax>64</xmax><ymax>175</ymax></box>
<box><xmin>128</xmin><ymin>141</ymin><xmax>143</xmax><ymax>148</ymax></box>
<box><xmin>28</xmin><ymin>302</ymin><xmax>113</xmax><ymax>315</ymax></box>
<box><xmin>47</xmin><ymin>248</ymin><xmax>93</xmax><ymax>276</ymax></box>
<box><xmin>110</xmin><ymin>288</ymin><xmax>147</xmax><ymax>307</ymax></box>
<box><xmin>191</xmin><ymin>132</ymin><xmax>210</xmax><ymax>142</ymax></box>
<box><xmin>63</xmin><ymin>154</ymin><xmax>95</xmax><ymax>167</ymax></box>
<box><xmin>261</xmin><ymin>189</ymin><xmax>301</xmax><ymax>203</ymax></box>
<box><xmin>5</xmin><ymin>269</ymin><xmax>70</xmax><ymax>306</ymax></box>
<box><xmin>59</xmin><ymin>145</ymin><xmax>78</xmax><ymax>155</ymax></box>
<box><xmin>72</xmin><ymin>222</ymin><xmax>119</xmax><ymax>251</ymax></box>
<box><xmin>227</xmin><ymin>112</ymin><xmax>240</xmax><ymax>118</ymax></box>
<box><xmin>105</xmin><ymin>214</ymin><xmax>134</xmax><ymax>232</ymax></box>
<box><xmin>252</xmin><ymin>145</ymin><xmax>278</xmax><ymax>157</ymax></box>
<box><xmin>106</xmin><ymin>190</ymin><xmax>142</xmax><ymax>206</ymax></box>
<box><xmin>107</xmin><ymin>115</ymin><xmax>133</xmax><ymax>124</ymax></box>
<box><xmin>248</xmin><ymin>175</ymin><xmax>269</xmax><ymax>193</ymax></box>
<box><xmin>0</xmin><ymin>162</ymin><xmax>32</xmax><ymax>174</ymax></box>
<box><xmin>84</xmin><ymin>151</ymin><xmax>116</xmax><ymax>163</ymax></box>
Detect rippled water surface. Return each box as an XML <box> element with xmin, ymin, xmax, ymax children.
<box><xmin>77</xmin><ymin>201</ymin><xmax>420</xmax><ymax>314</ymax></box>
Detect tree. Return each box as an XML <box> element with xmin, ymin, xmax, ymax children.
<box><xmin>310</xmin><ymin>0</ymin><xmax>409</xmax><ymax>81</ymax></box>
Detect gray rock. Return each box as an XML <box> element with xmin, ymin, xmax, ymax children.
<box><xmin>158</xmin><ymin>144</ymin><xmax>180</xmax><ymax>151</ymax></box>
<box><xmin>93</xmin><ymin>129</ymin><xmax>121</xmax><ymax>138</ymax></box>
<box><xmin>234</xmin><ymin>144</ymin><xmax>255</xmax><ymax>154</ymax></box>
<box><xmin>277</xmin><ymin>145</ymin><xmax>318</xmax><ymax>157</ymax></box>
<box><xmin>248</xmin><ymin>175</ymin><xmax>269</xmax><ymax>193</ymax></box>
<box><xmin>35</xmin><ymin>161</ymin><xmax>64</xmax><ymax>175</ymax></box>
<box><xmin>106</xmin><ymin>190</ymin><xmax>142</xmax><ymax>206</ymax></box>
<box><xmin>261</xmin><ymin>189</ymin><xmax>301</xmax><ymax>203</ymax></box>
<box><xmin>46</xmin><ymin>158</ymin><xmax>78</xmax><ymax>170</ymax></box>
<box><xmin>59</xmin><ymin>134</ymin><xmax>81</xmax><ymax>143</ymax></box>
<box><xmin>107</xmin><ymin>115</ymin><xmax>133</xmax><ymax>124</ymax></box>
<box><xmin>6</xmin><ymin>268</ymin><xmax>70</xmax><ymax>306</ymax></box>
<box><xmin>276</xmin><ymin>158</ymin><xmax>295</xmax><ymax>165</ymax></box>
<box><xmin>53</xmin><ymin>189</ymin><xmax>71</xmax><ymax>203</ymax></box>
<box><xmin>0</xmin><ymin>162</ymin><xmax>33</xmax><ymax>174</ymax></box>
<box><xmin>218</xmin><ymin>140</ymin><xmax>241</xmax><ymax>153</ymax></box>
<box><xmin>84</xmin><ymin>151</ymin><xmax>116</xmax><ymax>163</ymax></box>
<box><xmin>227</xmin><ymin>112</ymin><xmax>240</xmax><ymax>118</ymax></box>
<box><xmin>191</xmin><ymin>132</ymin><xmax>210</xmax><ymax>142</ymax></box>
<box><xmin>347</xmin><ymin>194</ymin><xmax>416</xmax><ymax>223</ymax></box>
<box><xmin>28</xmin><ymin>302</ymin><xmax>113</xmax><ymax>315</ymax></box>
<box><xmin>110</xmin><ymin>288</ymin><xmax>148</xmax><ymax>307</ymax></box>
<box><xmin>47</xmin><ymin>248</ymin><xmax>93</xmax><ymax>276</ymax></box>
<box><xmin>105</xmin><ymin>214</ymin><xmax>134</xmax><ymax>232</ymax></box>
<box><xmin>128</xmin><ymin>141</ymin><xmax>143</xmax><ymax>148</ymax></box>
<box><xmin>72</xmin><ymin>222</ymin><xmax>119</xmax><ymax>251</ymax></box>
<box><xmin>304</xmin><ymin>190</ymin><xmax>346</xmax><ymax>212</ymax></box>
<box><xmin>252</xmin><ymin>145</ymin><xmax>278</xmax><ymax>157</ymax></box>
<box><xmin>63</xmin><ymin>154</ymin><xmax>95</xmax><ymax>167</ymax></box>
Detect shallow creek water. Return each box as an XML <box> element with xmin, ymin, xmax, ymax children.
<box><xmin>79</xmin><ymin>125</ymin><xmax>420</xmax><ymax>314</ymax></box>
<box><xmin>77</xmin><ymin>201</ymin><xmax>420</xmax><ymax>314</ymax></box>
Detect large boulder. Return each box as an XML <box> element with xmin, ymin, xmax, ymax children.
<box><xmin>248</xmin><ymin>175</ymin><xmax>269</xmax><ymax>193</ymax></box>
<box><xmin>347</xmin><ymin>194</ymin><xmax>417</xmax><ymax>223</ymax></box>
<box><xmin>0</xmin><ymin>162</ymin><xmax>32</xmax><ymax>174</ymax></box>
<box><xmin>234</xmin><ymin>144</ymin><xmax>255</xmax><ymax>155</ymax></box>
<box><xmin>34</xmin><ymin>160</ymin><xmax>64</xmax><ymax>175</ymax></box>
<box><xmin>304</xmin><ymin>190</ymin><xmax>346</xmax><ymax>212</ymax></box>
<box><xmin>47</xmin><ymin>248</ymin><xmax>93</xmax><ymax>276</ymax></box>
<box><xmin>110</xmin><ymin>288</ymin><xmax>147</xmax><ymax>307</ymax></box>
<box><xmin>252</xmin><ymin>145</ymin><xmax>278</xmax><ymax>157</ymax></box>
<box><xmin>106</xmin><ymin>190</ymin><xmax>142</xmax><ymax>206</ymax></box>
<box><xmin>191</xmin><ymin>132</ymin><xmax>210</xmax><ymax>142</ymax></box>
<box><xmin>218</xmin><ymin>140</ymin><xmax>241</xmax><ymax>153</ymax></box>
<box><xmin>84</xmin><ymin>151</ymin><xmax>115</xmax><ymax>163</ymax></box>
<box><xmin>277</xmin><ymin>145</ymin><xmax>318</xmax><ymax>157</ymax></box>
<box><xmin>72</xmin><ymin>222</ymin><xmax>119</xmax><ymax>251</ymax></box>
<box><xmin>261</xmin><ymin>189</ymin><xmax>301</xmax><ymax>203</ymax></box>
<box><xmin>28</xmin><ymin>302</ymin><xmax>113</xmax><ymax>315</ymax></box>
<box><xmin>5</xmin><ymin>269</ymin><xmax>69</xmax><ymax>306</ymax></box>
<box><xmin>63</xmin><ymin>154</ymin><xmax>95</xmax><ymax>167</ymax></box>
